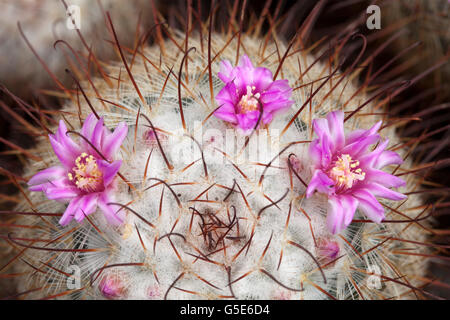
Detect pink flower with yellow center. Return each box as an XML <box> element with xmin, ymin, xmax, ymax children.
<box><xmin>215</xmin><ymin>54</ymin><xmax>294</xmax><ymax>134</ymax></box>
<box><xmin>306</xmin><ymin>111</ymin><xmax>407</xmax><ymax>234</ymax></box>
<box><xmin>28</xmin><ymin>114</ymin><xmax>128</xmax><ymax>226</ymax></box>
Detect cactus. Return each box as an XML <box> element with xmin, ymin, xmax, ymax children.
<box><xmin>1</xmin><ymin>3</ymin><xmax>438</xmax><ymax>300</ymax></box>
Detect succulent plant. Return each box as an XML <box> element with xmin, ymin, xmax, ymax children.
<box><xmin>0</xmin><ymin>2</ymin><xmax>440</xmax><ymax>300</ymax></box>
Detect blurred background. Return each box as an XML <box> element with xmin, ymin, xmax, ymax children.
<box><xmin>0</xmin><ymin>0</ymin><xmax>449</xmax><ymax>299</ymax></box>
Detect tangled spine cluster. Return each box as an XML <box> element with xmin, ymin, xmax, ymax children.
<box><xmin>4</xmin><ymin>13</ymin><xmax>434</xmax><ymax>300</ymax></box>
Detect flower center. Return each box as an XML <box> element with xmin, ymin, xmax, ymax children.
<box><xmin>237</xmin><ymin>85</ymin><xmax>260</xmax><ymax>114</ymax></box>
<box><xmin>68</xmin><ymin>153</ymin><xmax>103</xmax><ymax>192</ymax></box>
<box><xmin>329</xmin><ymin>154</ymin><xmax>365</xmax><ymax>189</ymax></box>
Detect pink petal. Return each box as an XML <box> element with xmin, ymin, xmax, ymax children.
<box><xmin>29</xmin><ymin>184</ymin><xmax>47</xmax><ymax>192</ymax></box>
<box><xmin>81</xmin><ymin>114</ymin><xmax>97</xmax><ymax>136</ymax></box>
<box><xmin>214</xmin><ymin>109</ymin><xmax>238</xmax><ymax>124</ymax></box>
<box><xmin>102</xmin><ymin>122</ymin><xmax>128</xmax><ymax>160</ymax></box>
<box><xmin>42</xmin><ymin>176</ymin><xmax>80</xmax><ymax>201</ymax></box>
<box><xmin>352</xmin><ymin>189</ymin><xmax>385</xmax><ymax>223</ymax></box>
<box><xmin>326</xmin><ymin>111</ymin><xmax>345</xmax><ymax>152</ymax></box>
<box><xmin>252</xmin><ymin>67</ymin><xmax>274</xmax><ymax>91</ymax></box>
<box><xmin>216</xmin><ymin>82</ymin><xmax>239</xmax><ymax>106</ymax></box>
<box><xmin>31</xmin><ymin>176</ymin><xmax>73</xmax><ymax>193</ymax></box>
<box><xmin>98</xmin><ymin>160</ymin><xmax>122</xmax><ymax>187</ymax></box>
<box><xmin>261</xmin><ymin>80</ymin><xmax>292</xmax><ymax>104</ymax></box>
<box><xmin>236</xmin><ymin>111</ymin><xmax>259</xmax><ymax>131</ymax></box>
<box><xmin>309</xmin><ymin>139</ymin><xmax>323</xmax><ymax>167</ymax></box>
<box><xmin>341</xmin><ymin>133</ymin><xmax>380</xmax><ymax>158</ymax></box>
<box><xmin>260</xmin><ymin>96</ymin><xmax>293</xmax><ymax>114</ymax></box>
<box><xmin>320</xmin><ymin>134</ymin><xmax>333</xmax><ymax>168</ymax></box>
<box><xmin>262</xmin><ymin>112</ymin><xmax>273</xmax><ymax>125</ymax></box>
<box><xmin>313</xmin><ymin>118</ymin><xmax>331</xmax><ymax>141</ymax></box>
<box><xmin>97</xmin><ymin>194</ymin><xmax>124</xmax><ymax>225</ymax></box>
<box><xmin>327</xmin><ymin>196</ymin><xmax>344</xmax><ymax>234</ymax></box>
<box><xmin>234</xmin><ymin>67</ymin><xmax>253</xmax><ymax>93</ymax></box>
<box><xmin>306</xmin><ymin>169</ymin><xmax>335</xmax><ymax>198</ymax></box>
<box><xmin>74</xmin><ymin>194</ymin><xmax>99</xmax><ymax>222</ymax></box>
<box><xmin>327</xmin><ymin>195</ymin><xmax>358</xmax><ymax>234</ymax></box>
<box><xmin>80</xmin><ymin>114</ymin><xmax>99</xmax><ymax>150</ymax></box>
<box><xmin>59</xmin><ymin>197</ymin><xmax>82</xmax><ymax>226</ymax></box>
<box><xmin>218</xmin><ymin>60</ymin><xmax>234</xmax><ymax>83</ymax></box>
<box><xmin>92</xmin><ymin>117</ymin><xmax>105</xmax><ymax>152</ymax></box>
<box><xmin>239</xmin><ymin>54</ymin><xmax>254</xmax><ymax>69</ymax></box>
<box><xmin>359</xmin><ymin>139</ymin><xmax>390</xmax><ymax>168</ymax></box>
<box><xmin>214</xmin><ymin>100</ymin><xmax>237</xmax><ymax>115</ymax></box>
<box><xmin>362</xmin><ymin>182</ymin><xmax>407</xmax><ymax>201</ymax></box>
<box><xmin>346</xmin><ymin>121</ymin><xmax>382</xmax><ymax>145</ymax></box>
<box><xmin>266</xmin><ymin>79</ymin><xmax>291</xmax><ymax>92</ymax></box>
<box><xmin>45</xmin><ymin>186</ymin><xmax>80</xmax><ymax>202</ymax></box>
<box><xmin>54</xmin><ymin>120</ymin><xmax>82</xmax><ymax>158</ymax></box>
<box><xmin>339</xmin><ymin>194</ymin><xmax>359</xmax><ymax>226</ymax></box>
<box><xmin>28</xmin><ymin>166</ymin><xmax>66</xmax><ymax>187</ymax></box>
<box><xmin>374</xmin><ymin>150</ymin><xmax>403</xmax><ymax>169</ymax></box>
<box><xmin>310</xmin><ymin>123</ymin><xmax>333</xmax><ymax>168</ymax></box>
<box><xmin>49</xmin><ymin>135</ymin><xmax>77</xmax><ymax>168</ymax></box>
<box><xmin>365</xmin><ymin>169</ymin><xmax>406</xmax><ymax>188</ymax></box>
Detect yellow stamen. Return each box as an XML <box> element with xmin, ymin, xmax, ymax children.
<box><xmin>68</xmin><ymin>153</ymin><xmax>103</xmax><ymax>192</ymax></box>
<box><xmin>237</xmin><ymin>85</ymin><xmax>260</xmax><ymax>114</ymax></box>
<box><xmin>329</xmin><ymin>154</ymin><xmax>365</xmax><ymax>189</ymax></box>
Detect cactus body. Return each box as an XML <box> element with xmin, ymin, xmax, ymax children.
<box><xmin>8</xmin><ymin>28</ymin><xmax>431</xmax><ymax>300</ymax></box>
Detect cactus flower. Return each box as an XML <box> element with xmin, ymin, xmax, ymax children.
<box><xmin>99</xmin><ymin>273</ymin><xmax>128</xmax><ymax>299</ymax></box>
<box><xmin>306</xmin><ymin>111</ymin><xmax>407</xmax><ymax>234</ymax></box>
<box><xmin>316</xmin><ymin>238</ymin><xmax>340</xmax><ymax>265</ymax></box>
<box><xmin>28</xmin><ymin>114</ymin><xmax>128</xmax><ymax>226</ymax></box>
<box><xmin>214</xmin><ymin>54</ymin><xmax>294</xmax><ymax>134</ymax></box>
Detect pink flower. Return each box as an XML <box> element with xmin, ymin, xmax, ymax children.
<box><xmin>215</xmin><ymin>54</ymin><xmax>294</xmax><ymax>134</ymax></box>
<box><xmin>28</xmin><ymin>114</ymin><xmax>128</xmax><ymax>226</ymax></box>
<box><xmin>316</xmin><ymin>238</ymin><xmax>340</xmax><ymax>266</ymax></box>
<box><xmin>99</xmin><ymin>273</ymin><xmax>128</xmax><ymax>299</ymax></box>
<box><xmin>306</xmin><ymin>111</ymin><xmax>407</xmax><ymax>234</ymax></box>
